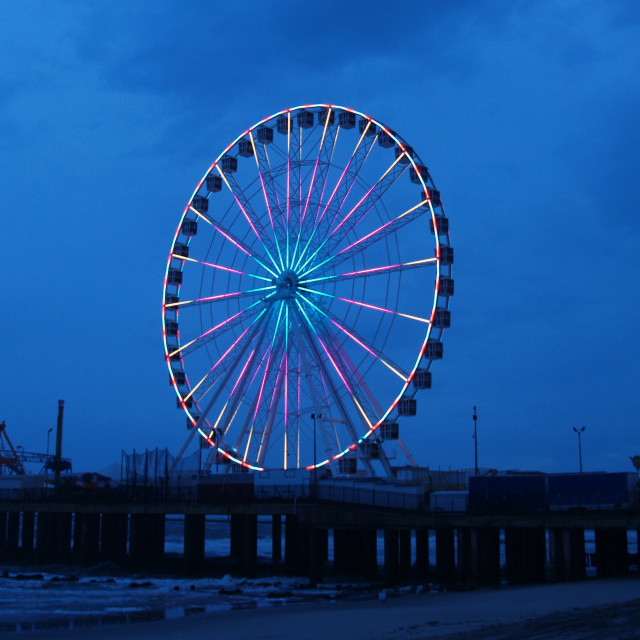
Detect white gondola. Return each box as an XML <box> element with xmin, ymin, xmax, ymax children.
<box><xmin>256</xmin><ymin>126</ymin><xmax>273</xmax><ymax>144</ymax></box>
<box><xmin>438</xmin><ymin>276</ymin><xmax>454</xmax><ymax>297</ymax></box>
<box><xmin>430</xmin><ymin>214</ymin><xmax>448</xmax><ymax>235</ymax></box>
<box><xmin>173</xmin><ymin>243</ymin><xmax>189</xmax><ymax>258</ymax></box>
<box><xmin>181</xmin><ymin>219</ymin><xmax>198</xmax><ymax>236</ymax></box>
<box><xmin>425</xmin><ymin>339</ymin><xmax>443</xmax><ymax>360</ymax></box>
<box><xmin>395</xmin><ymin>144</ymin><xmax>413</xmax><ymax>163</ymax></box>
<box><xmin>427</xmin><ymin>187</ymin><xmax>441</xmax><ymax>207</ymax></box>
<box><xmin>410</xmin><ymin>164</ymin><xmax>429</xmax><ymax>184</ymax></box>
<box><xmin>338</xmin><ymin>111</ymin><xmax>355</xmax><ymax>129</ymax></box>
<box><xmin>165</xmin><ymin>320</ymin><xmax>178</xmax><ymax>336</ymax></box>
<box><xmin>359</xmin><ymin>118</ymin><xmax>376</xmax><ymax>135</ymax></box>
<box><xmin>238</xmin><ymin>139</ymin><xmax>254</xmax><ymax>157</ymax></box>
<box><xmin>276</xmin><ymin>116</ymin><xmax>290</xmax><ymax>134</ymax></box>
<box><xmin>338</xmin><ymin>456</ymin><xmax>357</xmax><ymax>474</ymax></box>
<box><xmin>360</xmin><ymin>440</ymin><xmax>380</xmax><ymax>459</ymax></box>
<box><xmin>172</xmin><ymin>370</ymin><xmax>186</xmax><ymax>386</ymax></box>
<box><xmin>221</xmin><ymin>155</ymin><xmax>237</xmax><ymax>174</ymax></box>
<box><xmin>433</xmin><ymin>308</ymin><xmax>451</xmax><ymax>328</ymax></box>
<box><xmin>168</xmin><ymin>268</ymin><xmax>183</xmax><ymax>285</ymax></box>
<box><xmin>439</xmin><ymin>246</ymin><xmax>454</xmax><ymax>266</ymax></box>
<box><xmin>192</xmin><ymin>194</ymin><xmax>209</xmax><ymax>211</ymax></box>
<box><xmin>206</xmin><ymin>174</ymin><xmax>222</xmax><ymax>192</ymax></box>
<box><xmin>378</xmin><ymin>131</ymin><xmax>394</xmax><ymax>148</ymax></box>
<box><xmin>398</xmin><ymin>397</ymin><xmax>417</xmax><ymax>416</ymax></box>
<box><xmin>413</xmin><ymin>369</ymin><xmax>432</xmax><ymax>389</ymax></box>
<box><xmin>381</xmin><ymin>421</ymin><xmax>399</xmax><ymax>440</ymax></box>
<box><xmin>297</xmin><ymin>110</ymin><xmax>314</xmax><ymax>129</ymax></box>
<box><xmin>317</xmin><ymin>108</ymin><xmax>335</xmax><ymax>126</ymax></box>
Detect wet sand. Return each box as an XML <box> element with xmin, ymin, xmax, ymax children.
<box><xmin>7</xmin><ymin>577</ymin><xmax>640</xmax><ymax>639</ymax></box>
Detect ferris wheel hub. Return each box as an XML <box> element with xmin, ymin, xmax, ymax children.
<box><xmin>272</xmin><ymin>269</ymin><xmax>299</xmax><ymax>300</ymax></box>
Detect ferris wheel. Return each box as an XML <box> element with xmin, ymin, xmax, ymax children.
<box><xmin>162</xmin><ymin>105</ymin><xmax>453</xmax><ymax>475</ymax></box>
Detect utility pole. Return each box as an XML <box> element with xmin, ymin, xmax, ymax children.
<box><xmin>472</xmin><ymin>406</ymin><xmax>478</xmax><ymax>476</ymax></box>
<box><xmin>573</xmin><ymin>426</ymin><xmax>585</xmax><ymax>473</ymax></box>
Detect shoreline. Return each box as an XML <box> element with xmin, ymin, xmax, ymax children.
<box><xmin>7</xmin><ymin>577</ymin><xmax>640</xmax><ymax>639</ymax></box>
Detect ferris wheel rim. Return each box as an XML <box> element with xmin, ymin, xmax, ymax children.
<box><xmin>162</xmin><ymin>104</ymin><xmax>451</xmax><ymax>472</ymax></box>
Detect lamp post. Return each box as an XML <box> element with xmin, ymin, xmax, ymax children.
<box><xmin>311</xmin><ymin>413</ymin><xmax>321</xmax><ymax>498</ymax></box>
<box><xmin>573</xmin><ymin>426</ymin><xmax>585</xmax><ymax>473</ymax></box>
<box><xmin>46</xmin><ymin>427</ymin><xmax>53</xmax><ymax>477</ymax></box>
<box><xmin>472</xmin><ymin>406</ymin><xmax>478</xmax><ymax>476</ymax></box>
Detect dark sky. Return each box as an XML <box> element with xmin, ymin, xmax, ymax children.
<box><xmin>2</xmin><ymin>1</ymin><xmax>639</xmax><ymax>474</ymax></box>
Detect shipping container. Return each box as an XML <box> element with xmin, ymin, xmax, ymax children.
<box><xmin>468</xmin><ymin>474</ymin><xmax>548</xmax><ymax>512</ymax></box>
<box><xmin>548</xmin><ymin>472</ymin><xmax>638</xmax><ymax>510</ymax></box>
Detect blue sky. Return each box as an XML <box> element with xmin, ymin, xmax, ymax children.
<box><xmin>2</xmin><ymin>0</ymin><xmax>639</xmax><ymax>474</ymax></box>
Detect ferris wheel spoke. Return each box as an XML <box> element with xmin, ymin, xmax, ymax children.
<box><xmin>187</xmin><ymin>307</ymin><xmax>271</xmax><ymax>427</ymax></box>
<box><xmin>293</xmin><ymin>300</ymin><xmax>375</xmax><ymax>470</ymax></box>
<box><xmin>329</xmin><ymin>331</ymin><xmax>384</xmax><ymax>418</ymax></box>
<box><xmin>292</xmin><ymin>316</ymin><xmax>336</xmax><ymax>464</ymax></box>
<box><xmin>211</xmin><ymin>311</ymin><xmax>273</xmax><ymax>441</ymax></box>
<box><xmin>249</xmin><ymin>131</ymin><xmax>286</xmax><ymax>269</ymax></box>
<box><xmin>165</xmin><ymin>286</ymin><xmax>274</xmax><ymax>310</ymax></box>
<box><xmin>216</xmin><ymin>168</ymin><xmax>283</xmax><ymax>273</ymax></box>
<box><xmin>324</xmin><ymin>151</ymin><xmax>409</xmax><ymax>251</ymax></box>
<box><xmin>236</xmin><ymin>335</ymin><xmax>283</xmax><ymax>460</ymax></box>
<box><xmin>290</xmin><ymin>112</ymin><xmax>336</xmax><ymax>269</ymax></box>
<box><xmin>256</xmin><ymin>352</ymin><xmax>287</xmax><ymax>466</ymax></box>
<box><xmin>296</xmin><ymin>291</ymin><xmax>409</xmax><ymax>382</ymax></box>
<box><xmin>252</xmin><ymin>137</ymin><xmax>287</xmax><ymax>233</ymax></box>
<box><xmin>299</xmin><ymin>257</ymin><xmax>437</xmax><ymax>287</ymax></box>
<box><xmin>317</xmin><ymin>368</ymin><xmax>343</xmax><ymax>457</ymax></box>
<box><xmin>168</xmin><ymin>301</ymin><xmax>261</xmax><ymax>358</ymax></box>
<box><xmin>183</xmin><ymin>309</ymin><xmax>269</xmax><ymax>406</ymax></box>
<box><xmin>240</xmin><ymin>303</ymin><xmax>287</xmax><ymax>463</ymax></box>
<box><xmin>299</xmin><ymin>198</ymin><xmax>429</xmax><ymax>281</ymax></box>
<box><xmin>293</xmin><ymin>123</ymin><xmax>374</xmax><ymax>273</ymax></box>
<box><xmin>167</xmin><ymin>299</ymin><xmax>263</xmax><ymax>360</ymax></box>
<box><xmin>175</xmin><ymin>255</ymin><xmax>273</xmax><ymax>283</ymax></box>
<box><xmin>298</xmin><ymin>286</ymin><xmax>430</xmax><ymax>325</ymax></box>
<box><xmin>190</xmin><ymin>205</ymin><xmax>279</xmax><ymax>278</ymax></box>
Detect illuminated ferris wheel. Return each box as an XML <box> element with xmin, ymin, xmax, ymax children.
<box><xmin>162</xmin><ymin>105</ymin><xmax>453</xmax><ymax>475</ymax></box>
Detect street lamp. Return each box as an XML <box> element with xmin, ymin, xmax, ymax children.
<box><xmin>46</xmin><ymin>427</ymin><xmax>53</xmax><ymax>458</ymax></box>
<box><xmin>311</xmin><ymin>413</ymin><xmax>321</xmax><ymax>498</ymax></box>
<box><xmin>472</xmin><ymin>406</ymin><xmax>478</xmax><ymax>476</ymax></box>
<box><xmin>573</xmin><ymin>426</ymin><xmax>586</xmax><ymax>473</ymax></box>
<box><xmin>46</xmin><ymin>428</ymin><xmax>53</xmax><ymax>477</ymax></box>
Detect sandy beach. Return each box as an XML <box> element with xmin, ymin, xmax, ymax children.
<box><xmin>7</xmin><ymin>577</ymin><xmax>640</xmax><ymax>640</ymax></box>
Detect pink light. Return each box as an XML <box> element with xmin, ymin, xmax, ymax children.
<box><xmin>211</xmin><ymin>322</ymin><xmax>255</xmax><ymax>371</ymax></box>
<box><xmin>329</xmin><ymin>180</ymin><xmax>377</xmax><ymax>238</ymax></box>
<box><xmin>338</xmin><ymin>296</ymin><xmax>393</xmax><ymax>316</ymax></box>
<box><xmin>316</xmin><ymin>335</ymin><xmax>352</xmax><ymax>393</ymax></box>
<box><xmin>213</xmin><ymin>225</ymin><xmax>251</xmax><ymax>257</ymax></box>
<box><xmin>329</xmin><ymin>318</ymin><xmax>377</xmax><ymax>358</ymax></box>
<box><xmin>337</xmin><ymin>220</ymin><xmax>393</xmax><ymax>255</ymax></box>
<box><xmin>252</xmin><ymin>351</ymin><xmax>273</xmax><ymax>422</ymax></box>
<box><xmin>228</xmin><ymin>349</ymin><xmax>256</xmax><ymax>399</ymax></box>
<box><xmin>257</xmin><ymin>169</ymin><xmax>276</xmax><ymax>231</ymax></box>
<box><xmin>341</xmin><ymin>263</ymin><xmax>401</xmax><ymax>277</ymax></box>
